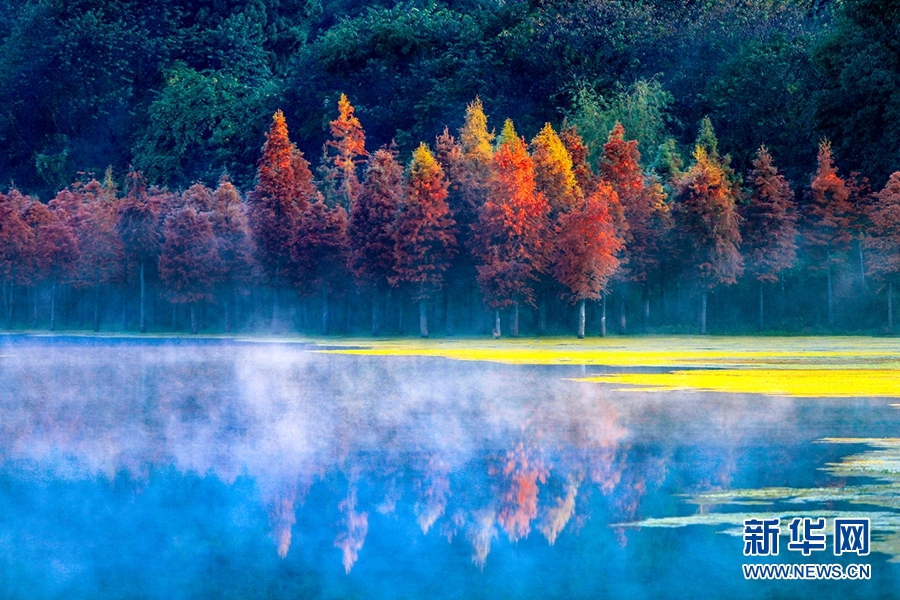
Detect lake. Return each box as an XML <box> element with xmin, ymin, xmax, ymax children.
<box><xmin>0</xmin><ymin>335</ymin><xmax>898</xmax><ymax>599</ymax></box>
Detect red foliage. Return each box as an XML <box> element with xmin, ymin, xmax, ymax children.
<box><xmin>209</xmin><ymin>177</ymin><xmax>258</xmax><ymax>291</ymax></box>
<box><xmin>560</xmin><ymin>124</ymin><xmax>594</xmax><ymax>194</ymax></box>
<box><xmin>247</xmin><ymin>111</ymin><xmax>316</xmax><ymax>284</ymax></box>
<box><xmin>473</xmin><ymin>121</ymin><xmax>552</xmax><ymax>308</ymax></box>
<box><xmin>553</xmin><ymin>181</ymin><xmax>622</xmax><ymax>302</ymax></box>
<box><xmin>324</xmin><ymin>94</ymin><xmax>367</xmax><ymax>207</ymax></box>
<box><xmin>803</xmin><ymin>140</ymin><xmax>853</xmax><ymax>261</ymax></box>
<box><xmin>0</xmin><ymin>190</ymin><xmax>34</xmax><ymax>283</ymax></box>
<box><xmin>391</xmin><ymin>143</ymin><xmax>457</xmax><ymax>299</ymax></box>
<box><xmin>599</xmin><ymin>123</ymin><xmax>669</xmax><ymax>284</ymax></box>
<box><xmin>348</xmin><ymin>148</ymin><xmax>403</xmax><ymax>288</ymax></box>
<box><xmin>116</xmin><ymin>170</ymin><xmax>161</xmax><ymax>262</ymax></box>
<box><xmin>159</xmin><ymin>207</ymin><xmax>220</xmax><ymax>304</ymax></box>
<box><xmin>290</xmin><ymin>199</ymin><xmax>349</xmax><ymax>295</ymax></box>
<box><xmin>864</xmin><ymin>172</ymin><xmax>900</xmax><ymax>281</ymax></box>
<box><xmin>496</xmin><ymin>441</ymin><xmax>548</xmax><ymax>542</ymax></box>
<box><xmin>741</xmin><ymin>146</ymin><xmax>797</xmax><ymax>282</ymax></box>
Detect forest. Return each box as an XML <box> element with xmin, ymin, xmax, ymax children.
<box><xmin>0</xmin><ymin>0</ymin><xmax>899</xmax><ymax>337</ymax></box>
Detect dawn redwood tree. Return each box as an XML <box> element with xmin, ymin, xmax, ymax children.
<box><xmin>209</xmin><ymin>177</ymin><xmax>258</xmax><ymax>332</ymax></box>
<box><xmin>560</xmin><ymin>124</ymin><xmax>595</xmax><ymax>195</ymax></box>
<box><xmin>847</xmin><ymin>171</ymin><xmax>875</xmax><ymax>288</ymax></box>
<box><xmin>391</xmin><ymin>143</ymin><xmax>457</xmax><ymax>338</ymax></box>
<box><xmin>553</xmin><ymin>181</ymin><xmax>622</xmax><ymax>338</ymax></box>
<box><xmin>863</xmin><ymin>172</ymin><xmax>900</xmax><ymax>332</ymax></box>
<box><xmin>0</xmin><ymin>191</ymin><xmax>34</xmax><ymax>329</ymax></box>
<box><xmin>116</xmin><ymin>170</ymin><xmax>161</xmax><ymax>333</ymax></box>
<box><xmin>459</xmin><ymin>97</ymin><xmax>494</xmax><ymax>186</ymax></box>
<box><xmin>803</xmin><ymin>140</ymin><xmax>853</xmax><ymax>327</ymax></box>
<box><xmin>532</xmin><ymin>123</ymin><xmax>581</xmax><ymax>217</ymax></box>
<box><xmin>290</xmin><ymin>198</ymin><xmax>349</xmax><ymax>334</ymax></box>
<box><xmin>159</xmin><ymin>206</ymin><xmax>221</xmax><ymax>334</ymax></box>
<box><xmin>321</xmin><ymin>93</ymin><xmax>367</xmax><ymax>208</ymax></box>
<box><xmin>674</xmin><ymin>147</ymin><xmax>743</xmax><ymax>335</ymax></box>
<box><xmin>348</xmin><ymin>147</ymin><xmax>403</xmax><ymax>335</ymax></box>
<box><xmin>31</xmin><ymin>198</ymin><xmax>79</xmax><ymax>331</ymax></box>
<box><xmin>247</xmin><ymin>110</ymin><xmax>315</xmax><ymax>330</ymax></box>
<box><xmin>599</xmin><ymin>122</ymin><xmax>669</xmax><ymax>333</ymax></box>
<box><xmin>473</xmin><ymin>119</ymin><xmax>552</xmax><ymax>338</ymax></box>
<box><xmin>741</xmin><ymin>146</ymin><xmax>798</xmax><ymax>329</ymax></box>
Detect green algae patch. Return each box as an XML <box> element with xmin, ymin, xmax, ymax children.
<box><xmin>578</xmin><ymin>368</ymin><xmax>900</xmax><ymax>398</ymax></box>
<box><xmin>318</xmin><ymin>336</ymin><xmax>900</xmax><ymax>397</ymax></box>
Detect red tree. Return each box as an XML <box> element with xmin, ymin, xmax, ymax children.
<box><xmin>391</xmin><ymin>143</ymin><xmax>457</xmax><ymax>338</ymax></box>
<box><xmin>28</xmin><ymin>196</ymin><xmax>80</xmax><ymax>331</ymax></box>
<box><xmin>863</xmin><ymin>172</ymin><xmax>900</xmax><ymax>331</ymax></box>
<box><xmin>116</xmin><ymin>170</ymin><xmax>161</xmax><ymax>333</ymax></box>
<box><xmin>560</xmin><ymin>124</ymin><xmax>595</xmax><ymax>195</ymax></box>
<box><xmin>673</xmin><ymin>147</ymin><xmax>743</xmax><ymax>334</ymax></box>
<box><xmin>67</xmin><ymin>180</ymin><xmax>124</xmax><ymax>331</ymax></box>
<box><xmin>741</xmin><ymin>146</ymin><xmax>798</xmax><ymax>329</ymax></box>
<box><xmin>553</xmin><ymin>182</ymin><xmax>622</xmax><ymax>338</ymax></box>
<box><xmin>0</xmin><ymin>190</ymin><xmax>34</xmax><ymax>329</ymax></box>
<box><xmin>290</xmin><ymin>198</ymin><xmax>349</xmax><ymax>334</ymax></box>
<box><xmin>802</xmin><ymin>140</ymin><xmax>853</xmax><ymax>327</ymax></box>
<box><xmin>532</xmin><ymin>123</ymin><xmax>581</xmax><ymax>217</ymax></box>
<box><xmin>209</xmin><ymin>176</ymin><xmax>258</xmax><ymax>332</ymax></box>
<box><xmin>599</xmin><ymin>122</ymin><xmax>670</xmax><ymax>333</ymax></box>
<box><xmin>322</xmin><ymin>93</ymin><xmax>367</xmax><ymax>208</ymax></box>
<box><xmin>348</xmin><ymin>147</ymin><xmax>403</xmax><ymax>335</ymax></box>
<box><xmin>247</xmin><ymin>110</ymin><xmax>316</xmax><ymax>330</ymax></box>
<box><xmin>159</xmin><ymin>206</ymin><xmax>221</xmax><ymax>334</ymax></box>
<box><xmin>473</xmin><ymin>120</ymin><xmax>552</xmax><ymax>338</ymax></box>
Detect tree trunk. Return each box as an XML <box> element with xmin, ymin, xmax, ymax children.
<box><xmin>577</xmin><ymin>298</ymin><xmax>586</xmax><ymax>339</ymax></box>
<box><xmin>492</xmin><ymin>307</ymin><xmax>501</xmax><ymax>339</ymax></box>
<box><xmin>371</xmin><ymin>289</ymin><xmax>380</xmax><ymax>337</ymax></box>
<box><xmin>758</xmin><ymin>280</ymin><xmax>765</xmax><ymax>331</ymax></box>
<box><xmin>618</xmin><ymin>289</ymin><xmax>626</xmax><ymax>335</ymax></box>
<box><xmin>121</xmin><ymin>281</ymin><xmax>127</xmax><ymax>331</ymax></box>
<box><xmin>826</xmin><ymin>249</ymin><xmax>834</xmax><ymax>328</ymax></box>
<box><xmin>272</xmin><ymin>265</ymin><xmax>281</xmax><ymax>334</ymax></box>
<box><xmin>538</xmin><ymin>295</ymin><xmax>547</xmax><ymax>335</ymax></box>
<box><xmin>699</xmin><ymin>291</ymin><xmax>708</xmax><ymax>335</ymax></box>
<box><xmin>138</xmin><ymin>260</ymin><xmax>146</xmax><ymax>333</ymax></box>
<box><xmin>443</xmin><ymin>289</ymin><xmax>452</xmax><ymax>337</ymax></box>
<box><xmin>32</xmin><ymin>285</ymin><xmax>38</xmax><ymax>328</ymax></box>
<box><xmin>858</xmin><ymin>240</ymin><xmax>866</xmax><ymax>288</ymax></box>
<box><xmin>93</xmin><ymin>274</ymin><xmax>101</xmax><ymax>332</ymax></box>
<box><xmin>190</xmin><ymin>303</ymin><xmax>198</xmax><ymax>334</ymax></box>
<box><xmin>419</xmin><ymin>298</ymin><xmax>428</xmax><ymax>338</ymax></box>
<box><xmin>600</xmin><ymin>293</ymin><xmax>607</xmax><ymax>337</ymax></box>
<box><xmin>398</xmin><ymin>294</ymin><xmax>404</xmax><ymax>335</ymax></box>
<box><xmin>322</xmin><ymin>286</ymin><xmax>330</xmax><ymax>335</ymax></box>
<box><xmin>224</xmin><ymin>286</ymin><xmax>233</xmax><ymax>333</ymax></box>
<box><xmin>511</xmin><ymin>302</ymin><xmax>519</xmax><ymax>337</ymax></box>
<box><xmin>641</xmin><ymin>284</ymin><xmax>650</xmax><ymax>333</ymax></box>
<box><xmin>5</xmin><ymin>277</ymin><xmax>14</xmax><ymax>330</ymax></box>
<box><xmin>50</xmin><ymin>276</ymin><xmax>57</xmax><ymax>332</ymax></box>
<box><xmin>889</xmin><ymin>281</ymin><xmax>894</xmax><ymax>334</ymax></box>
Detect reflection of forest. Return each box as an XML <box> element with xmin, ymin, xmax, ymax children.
<box><xmin>0</xmin><ymin>339</ymin><xmax>844</xmax><ymax>571</ymax></box>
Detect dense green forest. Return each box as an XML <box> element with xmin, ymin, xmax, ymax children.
<box><xmin>1</xmin><ymin>0</ymin><xmax>900</xmax><ymax>337</ymax></box>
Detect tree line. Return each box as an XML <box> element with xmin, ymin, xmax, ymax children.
<box><xmin>2</xmin><ymin>95</ymin><xmax>900</xmax><ymax>337</ymax></box>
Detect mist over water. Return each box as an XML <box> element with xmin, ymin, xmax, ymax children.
<box><xmin>0</xmin><ymin>336</ymin><xmax>898</xmax><ymax>598</ymax></box>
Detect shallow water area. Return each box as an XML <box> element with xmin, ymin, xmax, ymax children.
<box><xmin>0</xmin><ymin>335</ymin><xmax>898</xmax><ymax>599</ymax></box>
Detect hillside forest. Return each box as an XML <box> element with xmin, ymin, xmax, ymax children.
<box><xmin>0</xmin><ymin>0</ymin><xmax>899</xmax><ymax>337</ymax></box>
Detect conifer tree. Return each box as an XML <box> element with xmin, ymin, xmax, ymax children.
<box><xmin>599</xmin><ymin>123</ymin><xmax>669</xmax><ymax>333</ymax></box>
<box><xmin>473</xmin><ymin>119</ymin><xmax>551</xmax><ymax>338</ymax></box>
<box><xmin>290</xmin><ymin>198</ymin><xmax>349</xmax><ymax>335</ymax></box>
<box><xmin>532</xmin><ymin>123</ymin><xmax>581</xmax><ymax>216</ymax></box>
<box><xmin>459</xmin><ymin>97</ymin><xmax>494</xmax><ymax>180</ymax></box>
<box><xmin>803</xmin><ymin>140</ymin><xmax>853</xmax><ymax>327</ymax></box>
<box><xmin>559</xmin><ymin>124</ymin><xmax>595</xmax><ymax>195</ymax></box>
<box><xmin>392</xmin><ymin>143</ymin><xmax>457</xmax><ymax>338</ymax></box>
<box><xmin>116</xmin><ymin>170</ymin><xmax>161</xmax><ymax>333</ymax></box>
<box><xmin>863</xmin><ymin>172</ymin><xmax>900</xmax><ymax>332</ymax></box>
<box><xmin>209</xmin><ymin>177</ymin><xmax>258</xmax><ymax>332</ymax></box>
<box><xmin>159</xmin><ymin>206</ymin><xmax>220</xmax><ymax>334</ymax></box>
<box><xmin>33</xmin><ymin>197</ymin><xmax>79</xmax><ymax>331</ymax></box>
<box><xmin>0</xmin><ymin>191</ymin><xmax>34</xmax><ymax>329</ymax></box>
<box><xmin>741</xmin><ymin>146</ymin><xmax>798</xmax><ymax>329</ymax></box>
<box><xmin>247</xmin><ymin>110</ymin><xmax>314</xmax><ymax>330</ymax></box>
<box><xmin>348</xmin><ymin>147</ymin><xmax>403</xmax><ymax>335</ymax></box>
<box><xmin>553</xmin><ymin>182</ymin><xmax>622</xmax><ymax>338</ymax></box>
<box><xmin>674</xmin><ymin>147</ymin><xmax>743</xmax><ymax>334</ymax></box>
<box><xmin>322</xmin><ymin>93</ymin><xmax>367</xmax><ymax>208</ymax></box>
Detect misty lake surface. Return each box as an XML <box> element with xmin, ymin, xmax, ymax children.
<box><xmin>1</xmin><ymin>335</ymin><xmax>900</xmax><ymax>599</ymax></box>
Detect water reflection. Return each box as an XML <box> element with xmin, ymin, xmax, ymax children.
<box><xmin>1</xmin><ymin>336</ymin><xmax>899</xmax><ymax>593</ymax></box>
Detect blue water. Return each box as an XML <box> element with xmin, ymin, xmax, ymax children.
<box><xmin>0</xmin><ymin>336</ymin><xmax>898</xmax><ymax>599</ymax></box>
